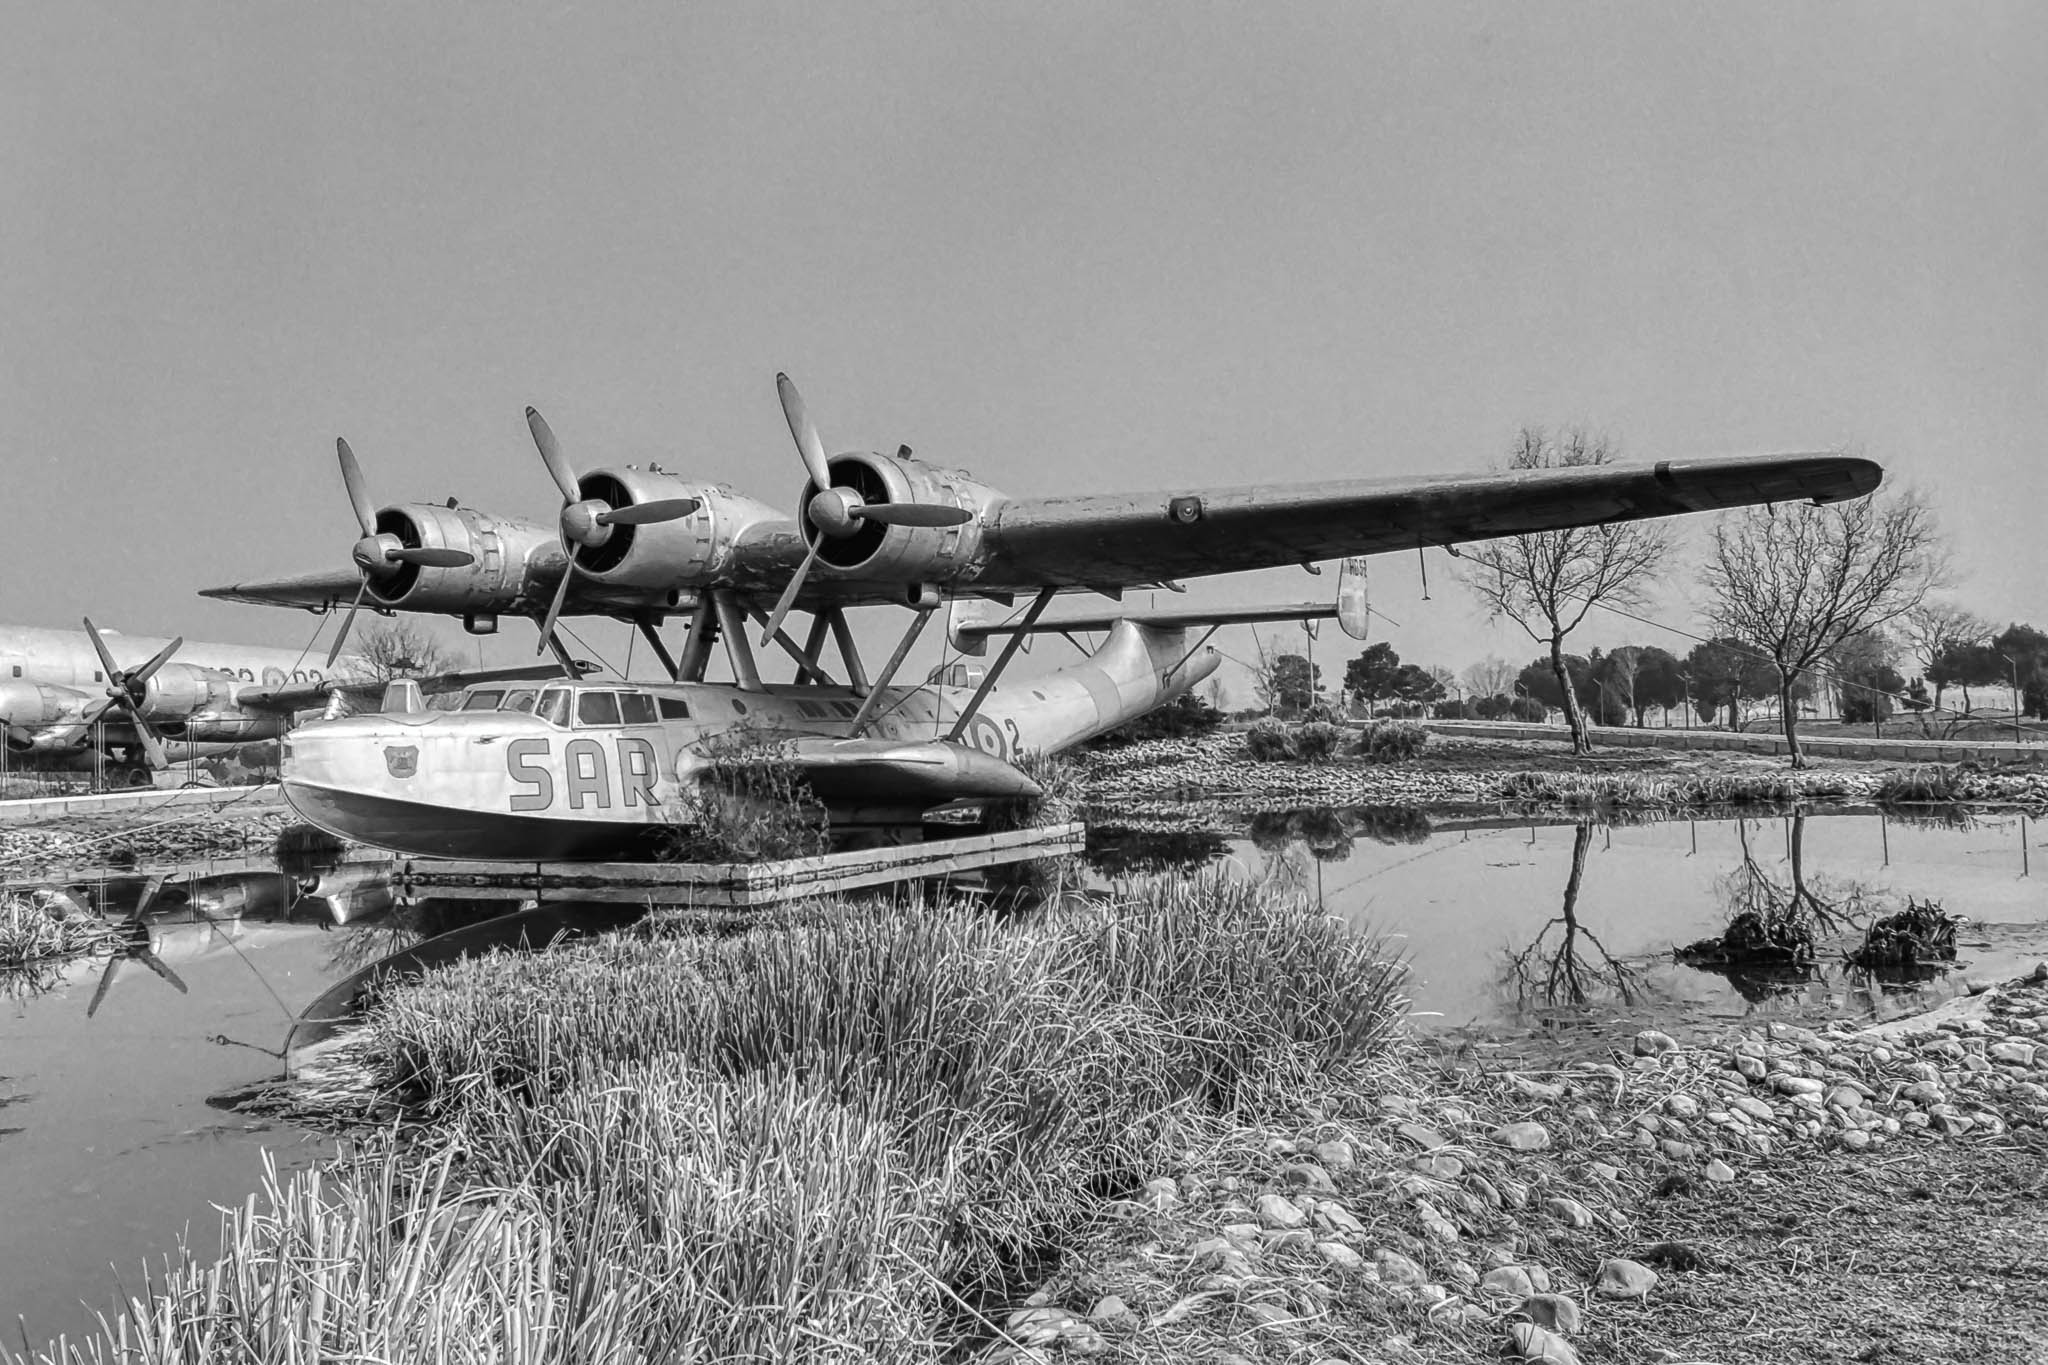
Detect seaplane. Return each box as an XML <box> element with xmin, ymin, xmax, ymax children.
<box><xmin>230</xmin><ymin>374</ymin><xmax>1882</xmax><ymax>861</ymax></box>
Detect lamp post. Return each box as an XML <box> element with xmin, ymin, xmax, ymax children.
<box><xmin>2002</xmin><ymin>653</ymin><xmax>2022</xmax><ymax>744</ymax></box>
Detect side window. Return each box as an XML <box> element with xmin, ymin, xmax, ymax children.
<box><xmin>534</xmin><ymin>689</ymin><xmax>571</xmax><ymax>726</ymax></box>
<box><xmin>576</xmin><ymin>691</ymin><xmax>623</xmax><ymax>727</ymax></box>
<box><xmin>619</xmin><ymin>693</ymin><xmax>658</xmax><ymax>725</ymax></box>
<box><xmin>658</xmin><ymin>697</ymin><xmax>692</xmax><ymax>720</ymax></box>
<box><xmin>10</xmin><ymin>665</ymin><xmax>20</xmax><ymax>678</ymax></box>
<box><xmin>461</xmin><ymin>690</ymin><xmax>505</xmax><ymax>712</ymax></box>
<box><xmin>502</xmin><ymin>689</ymin><xmax>537</xmax><ymax>713</ymax></box>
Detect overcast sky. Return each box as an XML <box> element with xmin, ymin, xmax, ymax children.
<box><xmin>5</xmin><ymin>3</ymin><xmax>2042</xmax><ymax>701</ymax></box>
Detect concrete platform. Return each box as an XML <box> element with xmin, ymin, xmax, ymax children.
<box><xmin>0</xmin><ymin>783</ymin><xmax>284</xmax><ymax>824</ymax></box>
<box><xmin>400</xmin><ymin>820</ymin><xmax>1087</xmax><ymax>907</ymax></box>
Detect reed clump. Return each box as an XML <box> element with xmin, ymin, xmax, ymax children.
<box><xmin>10</xmin><ymin>878</ymin><xmax>1406</xmax><ymax>1364</ymax></box>
<box><xmin>0</xmin><ymin>893</ymin><xmax>118</xmax><ymax>969</ymax></box>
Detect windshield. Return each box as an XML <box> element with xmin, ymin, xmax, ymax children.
<box><xmin>534</xmin><ymin>688</ymin><xmax>571</xmax><ymax>726</ymax></box>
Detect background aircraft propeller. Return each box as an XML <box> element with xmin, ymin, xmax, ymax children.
<box><xmin>86</xmin><ymin>876</ymin><xmax>188</xmax><ymax>1019</ymax></box>
<box><xmin>78</xmin><ymin>616</ymin><xmax>179</xmax><ymax>770</ymax></box>
<box><xmin>760</xmin><ymin>374</ymin><xmax>972</xmax><ymax>644</ymax></box>
<box><xmin>525</xmin><ymin>407</ymin><xmax>701</xmax><ymax>652</ymax></box>
<box><xmin>326</xmin><ymin>438</ymin><xmax>476</xmax><ymax>666</ymax></box>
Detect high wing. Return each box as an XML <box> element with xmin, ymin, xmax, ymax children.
<box><xmin>975</xmin><ymin>452</ymin><xmax>1880</xmax><ymax>589</ymax></box>
<box><xmin>199</xmin><ymin>569</ymin><xmax>365</xmax><ymax>612</ymax></box>
<box><xmin>231</xmin><ymin>664</ymin><xmax>582</xmax><ymax>714</ymax></box>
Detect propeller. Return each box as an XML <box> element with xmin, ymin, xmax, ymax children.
<box><xmin>760</xmin><ymin>374</ymin><xmax>973</xmax><ymax>644</ymax></box>
<box><xmin>79</xmin><ymin>617</ymin><xmax>179</xmax><ymax>770</ymax></box>
<box><xmin>327</xmin><ymin>438</ymin><xmax>477</xmax><ymax>666</ymax></box>
<box><xmin>86</xmin><ymin>876</ymin><xmax>188</xmax><ymax>1020</ymax></box>
<box><xmin>525</xmin><ymin>407</ymin><xmax>702</xmax><ymax>653</ymax></box>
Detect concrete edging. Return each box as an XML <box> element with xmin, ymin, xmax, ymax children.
<box><xmin>1420</xmin><ymin>721</ymin><xmax>2046</xmax><ymax>766</ymax></box>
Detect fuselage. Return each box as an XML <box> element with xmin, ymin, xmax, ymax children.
<box><xmin>282</xmin><ymin>619</ymin><xmax>1218</xmax><ymax>860</ymax></box>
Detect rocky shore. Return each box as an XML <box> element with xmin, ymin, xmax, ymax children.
<box><xmin>1078</xmin><ymin>731</ymin><xmax>2048</xmax><ymax>819</ymax></box>
<box><xmin>991</xmin><ymin>965</ymin><xmax>2048</xmax><ymax>1364</ymax></box>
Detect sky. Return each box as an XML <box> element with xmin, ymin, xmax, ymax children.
<box><xmin>5</xmin><ymin>3</ymin><xmax>2043</xmax><ymax>704</ymax></box>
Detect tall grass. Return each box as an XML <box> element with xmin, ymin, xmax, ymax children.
<box><xmin>0</xmin><ymin>894</ymin><xmax>118</xmax><ymax>969</ymax></box>
<box><xmin>12</xmin><ymin>878</ymin><xmax>1407</xmax><ymax>1363</ymax></box>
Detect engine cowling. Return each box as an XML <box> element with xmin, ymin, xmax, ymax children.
<box><xmin>135</xmin><ymin>664</ymin><xmax>238</xmax><ymax>720</ymax></box>
<box><xmin>799</xmin><ymin>452</ymin><xmax>1001</xmax><ymax>585</ymax></box>
<box><xmin>360</xmin><ymin>504</ymin><xmax>566</xmax><ymax>616</ymax></box>
<box><xmin>564</xmin><ymin>468</ymin><xmax>791</xmax><ymax>597</ymax></box>
<box><xmin>0</xmin><ymin>680</ymin><xmax>86</xmax><ymax>730</ymax></box>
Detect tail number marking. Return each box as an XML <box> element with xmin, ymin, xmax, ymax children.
<box><xmin>507</xmin><ymin>737</ymin><xmax>661</xmax><ymax>812</ymax></box>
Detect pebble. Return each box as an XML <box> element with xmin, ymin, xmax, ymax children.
<box><xmin>1493</xmin><ymin>1120</ymin><xmax>1552</xmax><ymax>1151</ymax></box>
<box><xmin>1256</xmin><ymin>1193</ymin><xmax>1308</xmax><ymax>1230</ymax></box>
<box><xmin>1521</xmin><ymin>1293</ymin><xmax>1580</xmax><ymax>1334</ymax></box>
<box><xmin>1415</xmin><ymin>1198</ymin><xmax>1460</xmax><ymax>1242</ymax></box>
<box><xmin>1704</xmin><ymin>1159</ymin><xmax>1736</xmax><ymax>1182</ymax></box>
<box><xmin>1771</xmin><ymin>1075</ymin><xmax>1825</xmax><ymax>1096</ymax></box>
<box><xmin>1595</xmin><ymin>1257</ymin><xmax>1659</xmax><ymax>1299</ymax></box>
<box><xmin>1316</xmin><ymin>1241</ymin><xmax>1366</xmax><ymax>1272</ymax></box>
<box><xmin>1279</xmin><ymin>1162</ymin><xmax>1338</xmax><ymax>1195</ymax></box>
<box><xmin>1395</xmin><ymin>1121</ymin><xmax>1447</xmax><ymax>1150</ymax></box>
<box><xmin>1510</xmin><ymin>1321</ymin><xmax>1581</xmax><ymax>1364</ymax></box>
<box><xmin>1375</xmin><ymin>1249</ymin><xmax>1427</xmax><ymax>1286</ymax></box>
<box><xmin>1140</xmin><ymin>1177</ymin><xmax>1178</xmax><ymax>1211</ymax></box>
<box><xmin>1088</xmin><ymin>1295</ymin><xmax>1139</xmax><ymax>1334</ymax></box>
<box><xmin>1635</xmin><ymin>1029</ymin><xmax>1680</xmax><ymax>1057</ymax></box>
<box><xmin>1312</xmin><ymin>1139</ymin><xmax>1356</xmax><ymax>1173</ymax></box>
<box><xmin>1480</xmin><ymin>1265</ymin><xmax>1534</xmax><ymax>1298</ymax></box>
<box><xmin>1314</xmin><ymin>1202</ymin><xmax>1368</xmax><ymax>1240</ymax></box>
<box><xmin>1541</xmin><ymin>1196</ymin><xmax>1594</xmax><ymax>1228</ymax></box>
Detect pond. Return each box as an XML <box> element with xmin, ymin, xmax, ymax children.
<box><xmin>0</xmin><ymin>853</ymin><xmax>539</xmax><ymax>1347</ymax></box>
<box><xmin>1086</xmin><ymin>806</ymin><xmax>2048</xmax><ymax>1047</ymax></box>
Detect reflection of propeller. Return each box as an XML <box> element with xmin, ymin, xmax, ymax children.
<box><xmin>79</xmin><ymin>617</ymin><xmax>179</xmax><ymax>770</ymax></box>
<box><xmin>760</xmin><ymin>374</ymin><xmax>973</xmax><ymax>644</ymax></box>
<box><xmin>526</xmin><ymin>407</ymin><xmax>702</xmax><ymax>653</ymax></box>
<box><xmin>85</xmin><ymin>876</ymin><xmax>188</xmax><ymax>1019</ymax></box>
<box><xmin>327</xmin><ymin>438</ymin><xmax>477</xmax><ymax>666</ymax></box>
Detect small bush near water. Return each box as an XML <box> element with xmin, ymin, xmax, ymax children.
<box><xmin>0</xmin><ymin>893</ymin><xmax>117</xmax><ymax>969</ymax></box>
<box><xmin>659</xmin><ymin>727</ymin><xmax>831</xmax><ymax>862</ymax></box>
<box><xmin>16</xmin><ymin>877</ymin><xmax>1405</xmax><ymax>1364</ymax></box>
<box><xmin>1355</xmin><ymin>719</ymin><xmax>1428</xmax><ymax>762</ymax></box>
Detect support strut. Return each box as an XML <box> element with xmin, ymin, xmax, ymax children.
<box><xmin>828</xmin><ymin>607</ymin><xmax>869</xmax><ymax>695</ymax></box>
<box><xmin>747</xmin><ymin>607</ymin><xmax>838</xmax><ymax>685</ymax></box>
<box><xmin>710</xmin><ymin>591</ymin><xmax>763</xmax><ymax>692</ymax></box>
<box><xmin>847</xmin><ymin>609</ymin><xmax>936</xmax><ymax>737</ymax></box>
<box><xmin>635</xmin><ymin>614</ymin><xmax>681</xmax><ymax>681</ymax></box>
<box><xmin>675</xmin><ymin>604</ymin><xmax>717</xmax><ymax>682</ymax></box>
<box><xmin>945</xmin><ymin>585</ymin><xmax>1055</xmax><ymax>743</ymax></box>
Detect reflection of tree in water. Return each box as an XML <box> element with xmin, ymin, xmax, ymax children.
<box><xmin>1497</xmin><ymin>822</ymin><xmax>1646</xmax><ymax>1013</ymax></box>
<box><xmin>323</xmin><ymin>898</ymin><xmax>525</xmax><ymax>976</ymax></box>
<box><xmin>1083</xmin><ymin>826</ymin><xmax>1231</xmax><ymax>880</ymax></box>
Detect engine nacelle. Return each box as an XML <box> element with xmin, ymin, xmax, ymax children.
<box><xmin>0</xmin><ymin>680</ymin><xmax>87</xmax><ymax>730</ymax></box>
<box><xmin>137</xmin><ymin>664</ymin><xmax>238</xmax><ymax>720</ymax></box>
<box><xmin>566</xmin><ymin>468</ymin><xmax>791</xmax><ymax>597</ymax></box>
<box><xmin>801</xmin><ymin>452</ymin><xmax>1002</xmax><ymax>585</ymax></box>
<box><xmin>363</xmin><ymin>504</ymin><xmax>567</xmax><ymax>616</ymax></box>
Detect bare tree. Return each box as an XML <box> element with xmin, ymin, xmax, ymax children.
<box><xmin>1461</xmin><ymin>655</ymin><xmax>1517</xmax><ymax>700</ymax></box>
<box><xmin>353</xmin><ymin>619</ymin><xmax>464</xmax><ymax>682</ymax></box>
<box><xmin>1898</xmin><ymin>599</ymin><xmax>1992</xmax><ymax>720</ymax></box>
<box><xmin>1700</xmin><ymin>488</ymin><xmax>1943</xmax><ymax>767</ymax></box>
<box><xmin>1461</xmin><ymin>429</ymin><xmax>1671</xmax><ymax>754</ymax></box>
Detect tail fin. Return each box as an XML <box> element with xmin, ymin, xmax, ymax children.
<box><xmin>952</xmin><ymin>558</ymin><xmax>1376</xmax><ymax>656</ymax></box>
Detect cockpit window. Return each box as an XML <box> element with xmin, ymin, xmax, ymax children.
<box><xmin>576</xmin><ymin>691</ymin><xmax>623</xmax><ymax>728</ymax></box>
<box><xmin>502</xmin><ymin>689</ymin><xmax>538</xmax><ymax>713</ymax></box>
<box><xmin>619</xmin><ymin>692</ymin><xmax>658</xmax><ymax>725</ymax></box>
<box><xmin>461</xmin><ymin>690</ymin><xmax>504</xmax><ymax>712</ymax></box>
<box><xmin>534</xmin><ymin>688</ymin><xmax>571</xmax><ymax>726</ymax></box>
<box><xmin>658</xmin><ymin>697</ymin><xmax>692</xmax><ymax>720</ymax></box>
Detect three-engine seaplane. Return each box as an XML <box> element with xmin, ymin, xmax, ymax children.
<box><xmin>250</xmin><ymin>376</ymin><xmax>1883</xmax><ymax>861</ymax></box>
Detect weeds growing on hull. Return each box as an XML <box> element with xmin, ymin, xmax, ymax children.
<box><xmin>0</xmin><ymin>893</ymin><xmax>119</xmax><ymax>969</ymax></box>
<box><xmin>10</xmin><ymin>879</ymin><xmax>1408</xmax><ymax>1363</ymax></box>
<box><xmin>659</xmin><ymin>726</ymin><xmax>831</xmax><ymax>862</ymax></box>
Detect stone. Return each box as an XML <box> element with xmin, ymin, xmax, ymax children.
<box><xmin>1510</xmin><ymin>1321</ymin><xmax>1581</xmax><ymax>1364</ymax></box>
<box><xmin>1189</xmin><ymin>1237</ymin><xmax>1252</xmax><ymax>1275</ymax></box>
<box><xmin>1704</xmin><ymin>1159</ymin><xmax>1736</xmax><ymax>1182</ymax></box>
<box><xmin>1262</xmin><ymin>1227</ymin><xmax>1314</xmax><ymax>1253</ymax></box>
<box><xmin>1415</xmin><ymin>1198</ymin><xmax>1460</xmax><ymax>1242</ymax></box>
<box><xmin>1465</xmin><ymin>1174</ymin><xmax>1504</xmax><ymax>1208</ymax></box>
<box><xmin>1480</xmin><ymin>1265</ymin><xmax>1535</xmax><ymax>1299</ymax></box>
<box><xmin>1410</xmin><ymin>1153</ymin><xmax>1465</xmax><ymax>1180</ymax></box>
<box><xmin>1510</xmin><ymin>1073</ymin><xmax>1566</xmax><ymax>1102</ymax></box>
<box><xmin>1088</xmin><ymin>1295</ymin><xmax>1139</xmax><ymax>1334</ymax></box>
<box><xmin>1990</xmin><ymin>1041</ymin><xmax>2036</xmax><ymax>1066</ymax></box>
<box><xmin>1731</xmin><ymin>1094</ymin><xmax>1775</xmax><ymax>1122</ymax></box>
<box><xmin>1279</xmin><ymin>1162</ymin><xmax>1339</xmax><ymax>1195</ymax></box>
<box><xmin>1140</xmin><ymin>1176</ymin><xmax>1179</xmax><ymax>1211</ymax></box>
<box><xmin>1595</xmin><ymin>1257</ymin><xmax>1659</xmax><ymax>1299</ymax></box>
<box><xmin>1521</xmin><ymin>1293</ymin><xmax>1580</xmax><ymax>1334</ymax></box>
<box><xmin>1771</xmin><ymin>1075</ymin><xmax>1825</xmax><ymax>1096</ymax></box>
<box><xmin>1312</xmin><ymin>1139</ymin><xmax>1356</xmax><ymax>1173</ymax></box>
<box><xmin>1316</xmin><ymin>1240</ymin><xmax>1366</xmax><ymax>1272</ymax></box>
<box><xmin>1395</xmin><ymin>1120</ymin><xmax>1447</xmax><ymax>1150</ymax></box>
<box><xmin>1635</xmin><ymin>1029</ymin><xmax>1680</xmax><ymax>1056</ymax></box>
<box><xmin>1542</xmin><ymin>1196</ymin><xmax>1594</xmax><ymax>1229</ymax></box>
<box><xmin>1733</xmin><ymin>1053</ymin><xmax>1768</xmax><ymax>1082</ymax></box>
<box><xmin>1665</xmin><ymin>1093</ymin><xmax>1701</xmax><ymax>1120</ymax></box>
<box><xmin>1314</xmin><ymin>1202</ymin><xmax>1368</xmax><ymax>1240</ymax></box>
<box><xmin>1659</xmin><ymin>1138</ymin><xmax>1696</xmax><ymax>1161</ymax></box>
<box><xmin>1493</xmin><ymin>1121</ymin><xmax>1553</xmax><ymax>1151</ymax></box>
<box><xmin>1590</xmin><ymin>1161</ymin><xmax>1623</xmax><ymax>1181</ymax></box>
<box><xmin>1256</xmin><ymin>1193</ymin><xmax>1308</xmax><ymax>1230</ymax></box>
<box><xmin>1375</xmin><ymin>1249</ymin><xmax>1427</xmax><ymax>1286</ymax></box>
<box><xmin>1839</xmin><ymin>1129</ymin><xmax>1872</xmax><ymax>1152</ymax></box>
<box><xmin>1900</xmin><ymin>1079</ymin><xmax>1947</xmax><ymax>1105</ymax></box>
<box><xmin>1242</xmin><ymin>1302</ymin><xmax>1295</xmax><ymax>1330</ymax></box>
<box><xmin>1263</xmin><ymin>1135</ymin><xmax>1299</xmax><ymax>1156</ymax></box>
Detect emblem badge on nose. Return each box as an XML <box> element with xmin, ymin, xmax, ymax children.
<box><xmin>384</xmin><ymin>745</ymin><xmax>420</xmax><ymax>779</ymax></box>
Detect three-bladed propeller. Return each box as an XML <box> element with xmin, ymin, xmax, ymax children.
<box><xmin>759</xmin><ymin>374</ymin><xmax>972</xmax><ymax>644</ymax></box>
<box><xmin>525</xmin><ymin>407</ymin><xmax>703</xmax><ymax>654</ymax></box>
<box><xmin>79</xmin><ymin>616</ymin><xmax>180</xmax><ymax>770</ymax></box>
<box><xmin>326</xmin><ymin>438</ymin><xmax>476</xmax><ymax>666</ymax></box>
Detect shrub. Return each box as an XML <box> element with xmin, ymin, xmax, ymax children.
<box><xmin>1243</xmin><ymin>718</ymin><xmax>1298</xmax><ymax>761</ymax></box>
<box><xmin>1293</xmin><ymin>720</ymin><xmax>1346</xmax><ymax>762</ymax></box>
<box><xmin>1084</xmin><ymin>690</ymin><xmax>1222</xmax><ymax>748</ymax></box>
<box><xmin>1472</xmin><ymin>693</ymin><xmax>1514</xmax><ymax>720</ymax></box>
<box><xmin>1874</xmin><ymin>764</ymin><xmax>1962</xmax><ymax>804</ymax></box>
<box><xmin>0</xmin><ymin>893</ymin><xmax>117</xmax><ymax>969</ymax></box>
<box><xmin>1356</xmin><ymin>719</ymin><xmax>1429</xmax><ymax>762</ymax></box>
<box><xmin>662</xmin><ymin>727</ymin><xmax>831</xmax><ymax>862</ymax></box>
<box><xmin>1508</xmin><ymin>696</ymin><xmax>1548</xmax><ymax>723</ymax></box>
<box><xmin>1433</xmin><ymin>698</ymin><xmax>1469</xmax><ymax>720</ymax></box>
